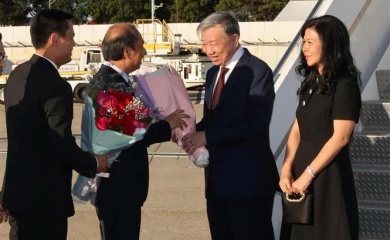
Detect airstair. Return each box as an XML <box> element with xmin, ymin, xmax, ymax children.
<box><xmin>271</xmin><ymin>0</ymin><xmax>390</xmax><ymax>239</ymax></box>
<box><xmin>350</xmin><ymin>70</ymin><xmax>390</xmax><ymax>239</ymax></box>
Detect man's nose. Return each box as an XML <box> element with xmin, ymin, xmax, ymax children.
<box><xmin>203</xmin><ymin>46</ymin><xmax>213</xmax><ymax>55</ymax></box>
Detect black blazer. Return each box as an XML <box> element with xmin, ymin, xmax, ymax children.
<box><xmin>198</xmin><ymin>49</ymin><xmax>279</xmax><ymax>199</ymax></box>
<box><xmin>2</xmin><ymin>54</ymin><xmax>97</xmax><ymax>217</ymax></box>
<box><xmin>89</xmin><ymin>65</ymin><xmax>172</xmax><ymax>209</ymax></box>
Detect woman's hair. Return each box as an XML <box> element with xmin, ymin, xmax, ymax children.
<box><xmin>196</xmin><ymin>11</ymin><xmax>240</xmax><ymax>38</ymax></box>
<box><xmin>296</xmin><ymin>15</ymin><xmax>361</xmax><ymax>95</ymax></box>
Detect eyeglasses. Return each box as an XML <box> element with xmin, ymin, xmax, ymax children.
<box><xmin>0</xmin><ymin>54</ymin><xmax>7</xmax><ymax>61</ymax></box>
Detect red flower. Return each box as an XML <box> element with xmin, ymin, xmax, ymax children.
<box><xmin>93</xmin><ymin>89</ymin><xmax>152</xmax><ymax>136</ymax></box>
<box><xmin>95</xmin><ymin>115</ymin><xmax>111</xmax><ymax>131</ymax></box>
<box><xmin>122</xmin><ymin>123</ymin><xmax>136</xmax><ymax>135</ymax></box>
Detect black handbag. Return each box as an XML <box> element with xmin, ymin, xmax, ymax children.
<box><xmin>282</xmin><ymin>192</ymin><xmax>314</xmax><ymax>224</ymax></box>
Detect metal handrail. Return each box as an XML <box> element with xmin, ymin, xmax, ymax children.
<box><xmin>272</xmin><ymin>0</ymin><xmax>325</xmax><ymax>161</ymax></box>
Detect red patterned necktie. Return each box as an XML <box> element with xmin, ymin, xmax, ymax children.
<box><xmin>211</xmin><ymin>66</ymin><xmax>229</xmax><ymax>109</ymax></box>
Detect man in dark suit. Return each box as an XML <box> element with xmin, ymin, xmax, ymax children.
<box><xmin>88</xmin><ymin>23</ymin><xmax>188</xmax><ymax>240</ymax></box>
<box><xmin>2</xmin><ymin>9</ymin><xmax>112</xmax><ymax>240</ymax></box>
<box><xmin>182</xmin><ymin>11</ymin><xmax>280</xmax><ymax>240</ymax></box>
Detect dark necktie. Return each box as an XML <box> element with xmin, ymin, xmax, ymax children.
<box><xmin>211</xmin><ymin>66</ymin><xmax>229</xmax><ymax>109</ymax></box>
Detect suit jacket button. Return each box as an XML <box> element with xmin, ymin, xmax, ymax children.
<box><xmin>302</xmin><ymin>101</ymin><xmax>306</xmax><ymax>106</ymax></box>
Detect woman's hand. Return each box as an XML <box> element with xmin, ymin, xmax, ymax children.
<box><xmin>279</xmin><ymin>170</ymin><xmax>294</xmax><ymax>195</ymax></box>
<box><xmin>291</xmin><ymin>172</ymin><xmax>313</xmax><ymax>194</ymax></box>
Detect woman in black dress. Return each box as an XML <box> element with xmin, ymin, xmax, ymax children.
<box><xmin>279</xmin><ymin>15</ymin><xmax>361</xmax><ymax>240</ymax></box>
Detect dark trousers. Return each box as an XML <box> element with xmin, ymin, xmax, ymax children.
<box><xmin>10</xmin><ymin>212</ymin><xmax>67</xmax><ymax>240</ymax></box>
<box><xmin>97</xmin><ymin>203</ymin><xmax>142</xmax><ymax>240</ymax></box>
<box><xmin>206</xmin><ymin>196</ymin><xmax>275</xmax><ymax>240</ymax></box>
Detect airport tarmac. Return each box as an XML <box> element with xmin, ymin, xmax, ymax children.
<box><xmin>0</xmin><ymin>103</ymin><xmax>211</xmax><ymax>240</ymax></box>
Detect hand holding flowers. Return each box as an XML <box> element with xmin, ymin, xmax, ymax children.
<box><xmin>0</xmin><ymin>203</ymin><xmax>8</xmax><ymax>224</ymax></box>
<box><xmin>181</xmin><ymin>131</ymin><xmax>207</xmax><ymax>155</ymax></box>
<box><xmin>95</xmin><ymin>153</ymin><xmax>114</xmax><ymax>173</ymax></box>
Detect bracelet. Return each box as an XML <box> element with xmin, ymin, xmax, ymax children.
<box><xmin>306</xmin><ymin>166</ymin><xmax>315</xmax><ymax>178</ymax></box>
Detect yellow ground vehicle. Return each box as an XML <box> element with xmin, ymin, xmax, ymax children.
<box><xmin>135</xmin><ymin>19</ymin><xmax>212</xmax><ymax>89</ymax></box>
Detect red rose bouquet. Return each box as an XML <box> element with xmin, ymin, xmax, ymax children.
<box><xmin>94</xmin><ymin>90</ymin><xmax>152</xmax><ymax>136</ymax></box>
<box><xmin>73</xmin><ymin>87</ymin><xmax>153</xmax><ymax>203</ymax></box>
<box><xmin>80</xmin><ymin>87</ymin><xmax>153</xmax><ymax>160</ymax></box>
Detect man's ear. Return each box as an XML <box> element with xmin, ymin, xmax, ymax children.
<box><xmin>49</xmin><ymin>33</ymin><xmax>59</xmax><ymax>46</ymax></box>
<box><xmin>124</xmin><ymin>47</ymin><xmax>132</xmax><ymax>59</ymax></box>
<box><xmin>233</xmin><ymin>34</ymin><xmax>239</xmax><ymax>47</ymax></box>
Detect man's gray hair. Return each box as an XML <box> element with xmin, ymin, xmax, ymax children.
<box><xmin>196</xmin><ymin>11</ymin><xmax>240</xmax><ymax>39</ymax></box>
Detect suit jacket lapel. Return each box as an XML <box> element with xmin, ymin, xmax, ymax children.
<box><xmin>205</xmin><ymin>67</ymin><xmax>219</xmax><ymax>108</ymax></box>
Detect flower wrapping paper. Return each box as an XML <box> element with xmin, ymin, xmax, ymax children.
<box><xmin>73</xmin><ymin>89</ymin><xmax>149</xmax><ymax>203</ymax></box>
<box><xmin>135</xmin><ymin>65</ymin><xmax>209</xmax><ymax>167</ymax></box>
<box><xmin>80</xmin><ymin>96</ymin><xmax>147</xmax><ymax>156</ymax></box>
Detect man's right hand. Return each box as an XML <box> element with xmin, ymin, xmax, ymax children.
<box><xmin>0</xmin><ymin>204</ymin><xmax>8</xmax><ymax>224</ymax></box>
<box><xmin>94</xmin><ymin>153</ymin><xmax>114</xmax><ymax>173</ymax></box>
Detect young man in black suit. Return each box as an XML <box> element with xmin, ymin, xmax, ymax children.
<box><xmin>182</xmin><ymin>12</ymin><xmax>280</xmax><ymax>239</ymax></box>
<box><xmin>89</xmin><ymin>23</ymin><xmax>188</xmax><ymax>240</ymax></box>
<box><xmin>2</xmin><ymin>9</ymin><xmax>112</xmax><ymax>240</ymax></box>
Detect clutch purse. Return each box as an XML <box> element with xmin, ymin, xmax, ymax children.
<box><xmin>282</xmin><ymin>192</ymin><xmax>314</xmax><ymax>224</ymax></box>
